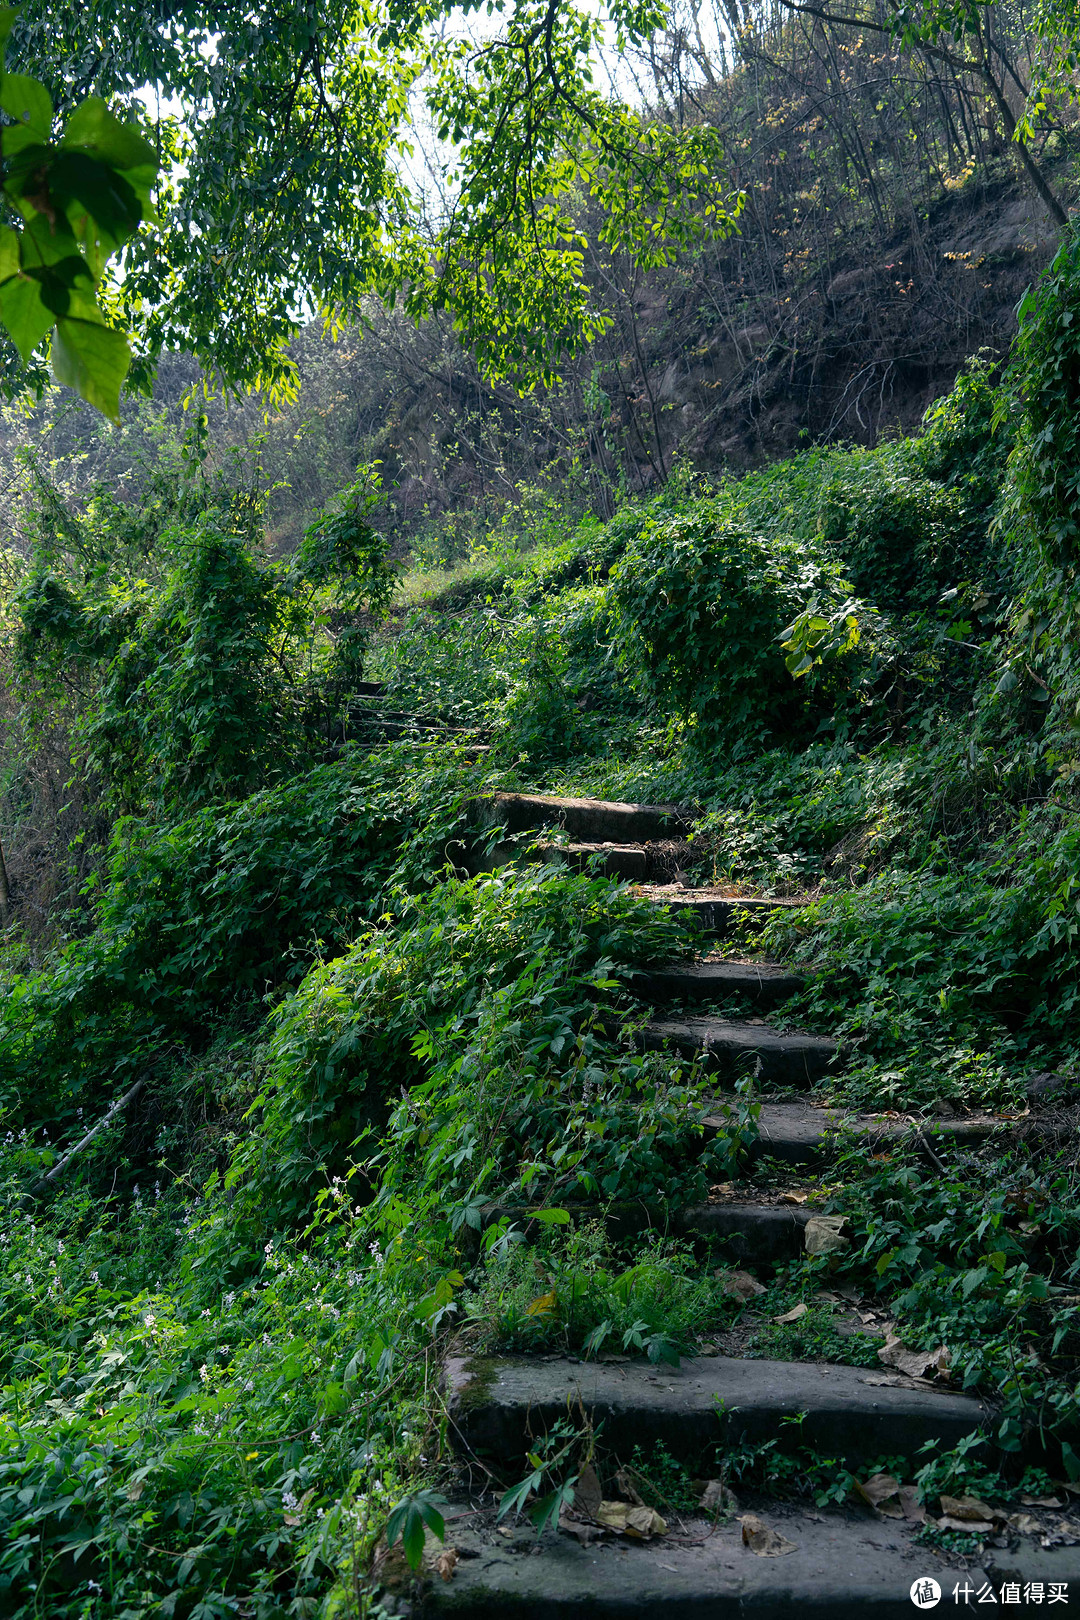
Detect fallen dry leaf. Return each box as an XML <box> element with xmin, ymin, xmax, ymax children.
<box><xmin>1009</xmin><ymin>1513</ymin><xmax>1043</xmax><ymax>1536</ymax></box>
<box><xmin>717</xmin><ymin>1268</ymin><xmax>767</xmax><ymax>1300</ymax></box>
<box><xmin>939</xmin><ymin>1494</ymin><xmax>1002</xmax><ymax>1524</ymax></box>
<box><xmin>558</xmin><ymin>1513</ymin><xmax>605</xmax><ymax>1545</ymax></box>
<box><xmin>435</xmin><ymin>1549</ymin><xmax>459</xmax><ymax>1582</ymax></box>
<box><xmin>804</xmin><ymin>1215</ymin><xmax>850</xmax><ymax>1256</ymax></box>
<box><xmin>854</xmin><ymin>1472</ymin><xmax>903</xmax><ymax>1517</ymax></box>
<box><xmin>614</xmin><ymin>1467</ymin><xmax>646</xmax><ymax>1507</ymax></box>
<box><xmin>573</xmin><ymin>1463</ymin><xmax>603</xmax><ymax>1521</ymax></box>
<box><xmin>937</xmin><ymin>1515</ymin><xmax>995</xmax><ymax>1535</ymax></box>
<box><xmin>898</xmin><ymin>1487</ymin><xmax>928</xmax><ymax>1525</ymax></box>
<box><xmin>877</xmin><ymin>1336</ymin><xmax>950</xmax><ymax>1381</ymax></box>
<box><xmin>1022</xmin><ymin>1494</ymin><xmax>1062</xmax><ymax>1508</ymax></box>
<box><xmin>700</xmin><ymin>1479</ymin><xmax>740</xmax><ymax>1513</ymax></box>
<box><xmin>773</xmin><ymin>1302</ymin><xmax>809</xmax><ymax>1325</ymax></box>
<box><xmin>740</xmin><ymin>1514</ymin><xmax>798</xmax><ymax>1556</ymax></box>
<box><xmin>779</xmin><ymin>1191</ymin><xmax>810</xmax><ymax>1205</ymax></box>
<box><xmin>595</xmin><ymin>1500</ymin><xmax>667</xmax><ymax>1539</ymax></box>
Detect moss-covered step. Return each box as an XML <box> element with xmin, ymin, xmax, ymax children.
<box><xmin>703</xmin><ymin>1100</ymin><xmax>1009</xmax><ymax>1165</ymax></box>
<box><xmin>421</xmin><ymin>1503</ymin><xmax>1080</xmax><ymax>1618</ymax></box>
<box><xmin>629</xmin><ymin>959</ymin><xmax>805</xmax><ymax>1007</ymax></box>
<box><xmin>475</xmin><ymin>791</ymin><xmax>695</xmax><ymax>844</ymax></box>
<box><xmin>633</xmin><ymin>1015</ymin><xmax>838</xmax><ymax>1085</ymax></box>
<box><xmin>445</xmin><ymin>1354</ymin><xmax>988</xmax><ymax>1474</ymax></box>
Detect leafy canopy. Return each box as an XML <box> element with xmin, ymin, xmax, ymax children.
<box><xmin>6</xmin><ymin>0</ymin><xmax>742</xmax><ymax>406</ymax></box>
<box><xmin>0</xmin><ymin>4</ymin><xmax>158</xmax><ymax>418</ymax></box>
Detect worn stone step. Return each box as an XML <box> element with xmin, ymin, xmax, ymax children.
<box><xmin>446</xmin><ymin>1354</ymin><xmax>988</xmax><ymax>1475</ymax></box>
<box><xmin>534</xmin><ymin>841</ymin><xmax>654</xmax><ymax>881</ymax></box>
<box><xmin>424</xmin><ymin>1503</ymin><xmax>1080</xmax><ymax>1618</ymax></box>
<box><xmin>630</xmin><ymin>959</ymin><xmax>805</xmax><ymax>1008</ymax></box>
<box><xmin>636</xmin><ymin>885</ymin><xmax>807</xmax><ymax>937</ymax></box>
<box><xmin>474</xmin><ymin>1198</ymin><xmax>813</xmax><ymax>1266</ymax></box>
<box><xmin>467</xmin><ymin>837</ymin><xmax>675</xmax><ymax>882</ymax></box>
<box><xmin>477</xmin><ymin>791</ymin><xmax>694</xmax><ymax>844</ymax></box>
<box><xmin>704</xmin><ymin>1100</ymin><xmax>1009</xmax><ymax>1165</ymax></box>
<box><xmin>634</xmin><ymin>1016</ymin><xmax>838</xmax><ymax>1086</ymax></box>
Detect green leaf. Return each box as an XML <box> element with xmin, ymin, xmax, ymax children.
<box><xmin>385</xmin><ymin>1491</ymin><xmax>446</xmax><ymax>1570</ymax></box>
<box><xmin>582</xmin><ymin>1319</ymin><xmax>612</xmax><ymax>1357</ymax></box>
<box><xmin>526</xmin><ymin>1477</ymin><xmax>577</xmax><ymax>1535</ymax></box>
<box><xmin>0</xmin><ymin>270</ymin><xmax>53</xmax><ymax>362</ymax></box>
<box><xmin>51</xmin><ymin>311</ymin><xmax>131</xmax><ymax>422</ymax></box>
<box><xmin>0</xmin><ymin>223</ymin><xmax>18</xmax><ymax>281</ymax></box>
<box><xmin>529</xmin><ymin>1207</ymin><xmax>571</xmax><ymax>1225</ymax></box>
<box><xmin>50</xmin><ymin>151</ymin><xmax>142</xmax><ymax>247</ymax></box>
<box><xmin>2</xmin><ymin>124</ymin><xmax>46</xmax><ymax>158</ymax></box>
<box><xmin>1</xmin><ymin>73</ymin><xmax>52</xmax><ymax>138</ymax></box>
<box><xmin>498</xmin><ymin>1470</ymin><xmax>543</xmax><ymax>1520</ymax></box>
<box><xmin>61</xmin><ymin>96</ymin><xmax>156</xmax><ymax>172</ymax></box>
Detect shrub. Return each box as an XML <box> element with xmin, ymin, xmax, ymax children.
<box><xmin>610</xmin><ymin>497</ymin><xmax>859</xmax><ymax>750</ymax></box>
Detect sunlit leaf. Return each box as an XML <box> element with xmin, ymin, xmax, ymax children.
<box><xmin>52</xmin><ymin>310</ymin><xmax>130</xmax><ymax>420</ymax></box>
<box><xmin>0</xmin><ymin>72</ymin><xmax>52</xmax><ymax>137</ymax></box>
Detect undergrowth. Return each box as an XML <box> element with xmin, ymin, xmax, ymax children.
<box><xmin>5</xmin><ymin>300</ymin><xmax>1080</xmax><ymax>1613</ymax></box>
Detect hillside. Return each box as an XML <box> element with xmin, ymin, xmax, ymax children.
<box><xmin>3</xmin><ymin>302</ymin><xmax>1080</xmax><ymax>1609</ymax></box>
<box><xmin>5</xmin><ymin>1</ymin><xmax>1080</xmax><ymax>1612</ymax></box>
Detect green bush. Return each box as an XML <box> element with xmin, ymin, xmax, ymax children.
<box><xmin>0</xmin><ymin>744</ymin><xmax>475</xmax><ymax>1128</ymax></box>
<box><xmin>15</xmin><ymin>479</ymin><xmax>393</xmax><ymax>813</ymax></box>
<box><xmin>815</xmin><ymin>456</ymin><xmax>971</xmax><ymax>613</ymax></box>
<box><xmin>230</xmin><ymin>865</ymin><xmax>740</xmax><ymax>1236</ymax></box>
<box><xmin>610</xmin><ymin>497</ymin><xmax>859</xmax><ymax>750</ymax></box>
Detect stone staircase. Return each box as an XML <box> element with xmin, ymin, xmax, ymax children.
<box><xmin>419</xmin><ymin>792</ymin><xmax>1080</xmax><ymax>1615</ymax></box>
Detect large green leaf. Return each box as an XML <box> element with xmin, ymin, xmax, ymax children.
<box><xmin>51</xmin><ymin>310</ymin><xmax>131</xmax><ymax>422</ymax></box>
<box><xmin>0</xmin><ymin>224</ymin><xmax>18</xmax><ymax>281</ymax></box>
<box><xmin>0</xmin><ymin>271</ymin><xmax>53</xmax><ymax>363</ymax></box>
<box><xmin>0</xmin><ymin>73</ymin><xmax>52</xmax><ymax>139</ymax></box>
<box><xmin>19</xmin><ymin>213</ymin><xmax>85</xmax><ymax>271</ymax></box>
<box><xmin>61</xmin><ymin>96</ymin><xmax>156</xmax><ymax>172</ymax></box>
<box><xmin>1</xmin><ymin>124</ymin><xmax>48</xmax><ymax>158</ymax></box>
<box><xmin>50</xmin><ymin>152</ymin><xmax>141</xmax><ymax>247</ymax></box>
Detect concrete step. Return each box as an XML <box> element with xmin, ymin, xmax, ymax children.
<box><xmin>533</xmin><ymin>841</ymin><xmax>654</xmax><ymax>881</ymax></box>
<box><xmin>633</xmin><ymin>1016</ymin><xmax>838</xmax><ymax>1086</ymax></box>
<box><xmin>424</xmin><ymin>1503</ymin><xmax>1080</xmax><ymax>1617</ymax></box>
<box><xmin>473</xmin><ymin>1198</ymin><xmax>814</xmax><ymax>1266</ymax></box>
<box><xmin>636</xmin><ymin>885</ymin><xmax>807</xmax><ymax>937</ymax></box>
<box><xmin>446</xmin><ymin>1354</ymin><xmax>988</xmax><ymax>1475</ymax></box>
<box><xmin>704</xmin><ymin>1100</ymin><xmax>1009</xmax><ymax>1165</ymax></box>
<box><xmin>630</xmin><ymin>959</ymin><xmax>805</xmax><ymax>1007</ymax></box>
<box><xmin>466</xmin><ymin>837</ymin><xmax>677</xmax><ymax>882</ymax></box>
<box><xmin>477</xmin><ymin>792</ymin><xmax>695</xmax><ymax>844</ymax></box>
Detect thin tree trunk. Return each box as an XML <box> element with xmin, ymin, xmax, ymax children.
<box><xmin>41</xmin><ymin>1079</ymin><xmax>145</xmax><ymax>1188</ymax></box>
<box><xmin>0</xmin><ymin>831</ymin><xmax>10</xmax><ymax>929</ymax></box>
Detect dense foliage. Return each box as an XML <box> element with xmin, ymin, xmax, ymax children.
<box><xmin>7</xmin><ymin>224</ymin><xmax>1080</xmax><ymax>1614</ymax></box>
